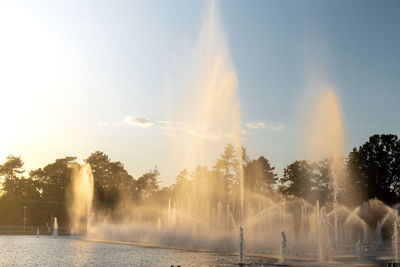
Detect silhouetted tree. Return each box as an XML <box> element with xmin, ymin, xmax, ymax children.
<box><xmin>278</xmin><ymin>160</ymin><xmax>313</xmax><ymax>200</ymax></box>
<box><xmin>85</xmin><ymin>151</ymin><xmax>134</xmax><ymax>210</ymax></box>
<box><xmin>0</xmin><ymin>155</ymin><xmax>38</xmax><ymax>200</ymax></box>
<box><xmin>15</xmin><ymin>178</ymin><xmax>41</xmax><ymax>200</ymax></box>
<box><xmin>244</xmin><ymin>156</ymin><xmax>277</xmax><ymax>193</ymax></box>
<box><xmin>30</xmin><ymin>157</ymin><xmax>77</xmax><ymax>202</ymax></box>
<box><xmin>347</xmin><ymin>134</ymin><xmax>400</xmax><ymax>205</ymax></box>
<box><xmin>170</xmin><ymin>169</ymin><xmax>191</xmax><ymax>200</ymax></box>
<box><xmin>191</xmin><ymin>165</ymin><xmax>211</xmax><ymax>199</ymax></box>
<box><xmin>135</xmin><ymin>167</ymin><xmax>160</xmax><ymax>201</ymax></box>
<box><xmin>175</xmin><ymin>169</ymin><xmax>189</xmax><ymax>189</ymax></box>
<box><xmin>311</xmin><ymin>159</ymin><xmax>334</xmax><ymax>206</ymax></box>
<box><xmin>213</xmin><ymin>143</ymin><xmax>241</xmax><ymax>200</ymax></box>
<box><xmin>241</xmin><ymin>147</ymin><xmax>250</xmax><ymax>166</ymax></box>
<box><xmin>214</xmin><ymin>143</ymin><xmax>240</xmax><ymax>185</ymax></box>
<box><xmin>2</xmin><ymin>134</ymin><xmax>400</xmax><ymax>228</ymax></box>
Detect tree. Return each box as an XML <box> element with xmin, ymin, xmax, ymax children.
<box><xmin>241</xmin><ymin>147</ymin><xmax>250</xmax><ymax>166</ymax></box>
<box><xmin>278</xmin><ymin>159</ymin><xmax>339</xmax><ymax>206</ymax></box>
<box><xmin>213</xmin><ymin>143</ymin><xmax>241</xmax><ymax>199</ymax></box>
<box><xmin>171</xmin><ymin>169</ymin><xmax>190</xmax><ymax>199</ymax></box>
<box><xmin>85</xmin><ymin>151</ymin><xmax>134</xmax><ymax>210</ymax></box>
<box><xmin>135</xmin><ymin>167</ymin><xmax>160</xmax><ymax>201</ymax></box>
<box><xmin>191</xmin><ymin>165</ymin><xmax>210</xmax><ymax>197</ymax></box>
<box><xmin>214</xmin><ymin>143</ymin><xmax>240</xmax><ymax>185</ymax></box>
<box><xmin>14</xmin><ymin>177</ymin><xmax>41</xmax><ymax>200</ymax></box>
<box><xmin>30</xmin><ymin>157</ymin><xmax>77</xmax><ymax>202</ymax></box>
<box><xmin>347</xmin><ymin>134</ymin><xmax>400</xmax><ymax>205</ymax></box>
<box><xmin>311</xmin><ymin>159</ymin><xmax>334</xmax><ymax>206</ymax></box>
<box><xmin>278</xmin><ymin>160</ymin><xmax>313</xmax><ymax>200</ymax></box>
<box><xmin>244</xmin><ymin>156</ymin><xmax>277</xmax><ymax>193</ymax></box>
<box><xmin>0</xmin><ymin>155</ymin><xmax>25</xmax><ymax>199</ymax></box>
<box><xmin>175</xmin><ymin>169</ymin><xmax>189</xmax><ymax>189</ymax></box>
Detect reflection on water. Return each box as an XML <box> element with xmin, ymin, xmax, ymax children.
<box><xmin>0</xmin><ymin>236</ymin><xmax>275</xmax><ymax>266</ymax></box>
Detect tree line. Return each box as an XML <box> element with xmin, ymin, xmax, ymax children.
<box><xmin>1</xmin><ymin>134</ymin><xmax>399</xmax><ymax>226</ymax></box>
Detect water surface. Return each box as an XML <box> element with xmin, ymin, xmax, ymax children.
<box><xmin>0</xmin><ymin>236</ymin><xmax>275</xmax><ymax>266</ymax></box>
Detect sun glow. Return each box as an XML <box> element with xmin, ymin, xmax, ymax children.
<box><xmin>0</xmin><ymin>2</ymin><xmax>71</xmax><ymax>160</ymax></box>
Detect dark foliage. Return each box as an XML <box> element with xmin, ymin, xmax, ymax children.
<box><xmin>1</xmin><ymin>134</ymin><xmax>400</xmax><ymax>227</ymax></box>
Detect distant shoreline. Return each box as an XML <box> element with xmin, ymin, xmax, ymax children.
<box><xmin>0</xmin><ymin>225</ymin><xmax>70</xmax><ymax>236</ymax></box>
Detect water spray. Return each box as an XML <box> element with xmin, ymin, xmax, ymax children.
<box><xmin>356</xmin><ymin>237</ymin><xmax>361</xmax><ymax>261</ymax></box>
<box><xmin>52</xmin><ymin>217</ymin><xmax>58</xmax><ymax>237</ymax></box>
<box><xmin>281</xmin><ymin>231</ymin><xmax>287</xmax><ymax>263</ymax></box>
<box><xmin>239</xmin><ymin>225</ymin><xmax>244</xmax><ymax>266</ymax></box>
<box><xmin>376</xmin><ymin>221</ymin><xmax>383</xmax><ymax>245</ymax></box>
<box><xmin>393</xmin><ymin>210</ymin><xmax>399</xmax><ymax>262</ymax></box>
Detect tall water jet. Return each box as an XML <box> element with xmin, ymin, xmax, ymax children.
<box><xmin>168</xmin><ymin>198</ymin><xmax>171</xmax><ymax>227</ymax></box>
<box><xmin>363</xmin><ymin>226</ymin><xmax>368</xmax><ymax>244</ymax></box>
<box><xmin>239</xmin><ymin>225</ymin><xmax>244</xmax><ymax>266</ymax></box>
<box><xmin>306</xmin><ymin>89</ymin><xmax>347</xmax><ymax>246</ymax></box>
<box><xmin>52</xmin><ymin>217</ymin><xmax>58</xmax><ymax>237</ymax></box>
<box><xmin>393</xmin><ymin>210</ymin><xmax>399</xmax><ymax>262</ymax></box>
<box><xmin>316</xmin><ymin>200</ymin><xmax>323</xmax><ymax>262</ymax></box>
<box><xmin>165</xmin><ymin>1</ymin><xmax>245</xmax><ymax>217</ymax></box>
<box><xmin>281</xmin><ymin>231</ymin><xmax>287</xmax><ymax>263</ymax></box>
<box><xmin>376</xmin><ymin>221</ymin><xmax>383</xmax><ymax>244</ymax></box>
<box><xmin>68</xmin><ymin>163</ymin><xmax>94</xmax><ymax>235</ymax></box>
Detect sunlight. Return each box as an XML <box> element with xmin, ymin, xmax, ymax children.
<box><xmin>0</xmin><ymin>2</ymin><xmax>69</xmax><ymax>159</ymax></box>
<box><xmin>0</xmin><ymin>1</ymin><xmax>399</xmax><ymax>265</ymax></box>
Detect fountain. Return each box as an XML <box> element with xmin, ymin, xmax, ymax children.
<box><xmin>68</xmin><ymin>163</ymin><xmax>94</xmax><ymax>236</ymax></box>
<box><xmin>356</xmin><ymin>238</ymin><xmax>361</xmax><ymax>261</ymax></box>
<box><xmin>65</xmin><ymin>2</ymin><xmax>400</xmax><ymax>266</ymax></box>
<box><xmin>239</xmin><ymin>226</ymin><xmax>244</xmax><ymax>266</ymax></box>
<box><xmin>52</xmin><ymin>217</ymin><xmax>58</xmax><ymax>237</ymax></box>
<box><xmin>393</xmin><ymin>210</ymin><xmax>399</xmax><ymax>263</ymax></box>
<box><xmin>376</xmin><ymin>221</ymin><xmax>383</xmax><ymax>245</ymax></box>
<box><xmin>363</xmin><ymin>226</ymin><xmax>368</xmax><ymax>244</ymax></box>
<box><xmin>281</xmin><ymin>231</ymin><xmax>287</xmax><ymax>263</ymax></box>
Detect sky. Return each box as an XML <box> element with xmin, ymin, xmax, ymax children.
<box><xmin>0</xmin><ymin>0</ymin><xmax>399</xmax><ymax>185</ymax></box>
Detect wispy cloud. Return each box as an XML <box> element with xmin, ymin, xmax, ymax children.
<box><xmin>266</xmin><ymin>124</ymin><xmax>285</xmax><ymax>131</ymax></box>
<box><xmin>245</xmin><ymin>121</ymin><xmax>285</xmax><ymax>131</ymax></box>
<box><xmin>158</xmin><ymin>120</ymin><xmax>222</xmax><ymax>140</ymax></box>
<box><xmin>158</xmin><ymin>120</ymin><xmax>171</xmax><ymax>125</ymax></box>
<box><xmin>99</xmin><ymin>116</ymin><xmax>154</xmax><ymax>128</ymax></box>
<box><xmin>98</xmin><ymin>121</ymin><xmax>122</xmax><ymax>127</ymax></box>
<box><xmin>245</xmin><ymin>122</ymin><xmax>267</xmax><ymax>129</ymax></box>
<box><xmin>100</xmin><ymin>118</ymin><xmax>283</xmax><ymax>134</ymax></box>
<box><xmin>187</xmin><ymin>128</ymin><xmax>221</xmax><ymax>140</ymax></box>
<box><xmin>123</xmin><ymin>116</ymin><xmax>154</xmax><ymax>127</ymax></box>
<box><xmin>158</xmin><ymin>120</ymin><xmax>250</xmax><ymax>140</ymax></box>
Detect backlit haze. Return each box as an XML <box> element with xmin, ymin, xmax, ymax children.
<box><xmin>0</xmin><ymin>0</ymin><xmax>399</xmax><ymax>185</ymax></box>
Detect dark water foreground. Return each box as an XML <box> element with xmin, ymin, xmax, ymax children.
<box><xmin>0</xmin><ymin>235</ymin><xmax>277</xmax><ymax>266</ymax></box>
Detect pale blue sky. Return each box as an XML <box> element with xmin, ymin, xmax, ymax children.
<box><xmin>0</xmin><ymin>0</ymin><xmax>399</xmax><ymax>185</ymax></box>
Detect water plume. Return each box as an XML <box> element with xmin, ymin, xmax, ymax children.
<box><xmin>165</xmin><ymin>1</ymin><xmax>244</xmax><ymax>215</ymax></box>
<box><xmin>67</xmin><ymin>3</ymin><xmax>398</xmax><ymax>265</ymax></box>
<box><xmin>305</xmin><ymin>89</ymin><xmax>348</xmax><ymax>247</ymax></box>
<box><xmin>68</xmin><ymin>163</ymin><xmax>94</xmax><ymax>235</ymax></box>
<box><xmin>306</xmin><ymin>90</ymin><xmax>346</xmax><ymax>175</ymax></box>
<box><xmin>309</xmin><ymin>90</ymin><xmax>347</xmax><ymax>190</ymax></box>
<box><xmin>53</xmin><ymin>217</ymin><xmax>58</xmax><ymax>237</ymax></box>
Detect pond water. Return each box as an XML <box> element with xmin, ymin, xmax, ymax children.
<box><xmin>0</xmin><ymin>236</ymin><xmax>276</xmax><ymax>266</ymax></box>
